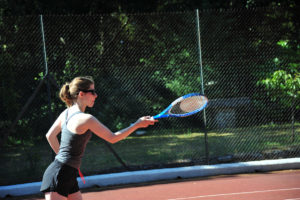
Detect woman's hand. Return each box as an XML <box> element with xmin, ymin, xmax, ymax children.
<box><xmin>136</xmin><ymin>116</ymin><xmax>158</xmax><ymax>128</ymax></box>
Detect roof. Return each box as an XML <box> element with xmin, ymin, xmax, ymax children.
<box><xmin>208</xmin><ymin>97</ymin><xmax>251</xmax><ymax>108</ymax></box>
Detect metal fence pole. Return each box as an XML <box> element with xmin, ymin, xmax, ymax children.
<box><xmin>40</xmin><ymin>15</ymin><xmax>48</xmax><ymax>77</ymax></box>
<box><xmin>196</xmin><ymin>9</ymin><xmax>209</xmax><ymax>164</ymax></box>
<box><xmin>40</xmin><ymin>15</ymin><xmax>54</xmax><ymax>158</ymax></box>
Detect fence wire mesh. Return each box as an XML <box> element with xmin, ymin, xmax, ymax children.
<box><xmin>0</xmin><ymin>7</ymin><xmax>299</xmax><ymax>185</ymax></box>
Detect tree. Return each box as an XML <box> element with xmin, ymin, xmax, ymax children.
<box><xmin>258</xmin><ymin>37</ymin><xmax>300</xmax><ymax>141</ymax></box>
<box><xmin>259</xmin><ymin>69</ymin><xmax>299</xmax><ymax>141</ymax></box>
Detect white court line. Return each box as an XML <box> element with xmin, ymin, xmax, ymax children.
<box><xmin>168</xmin><ymin>188</ymin><xmax>300</xmax><ymax>200</ymax></box>
<box><xmin>285</xmin><ymin>198</ymin><xmax>300</xmax><ymax>200</ymax></box>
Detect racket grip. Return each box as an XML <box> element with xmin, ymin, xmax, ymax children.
<box><xmin>153</xmin><ymin>114</ymin><xmax>165</xmax><ymax>119</ymax></box>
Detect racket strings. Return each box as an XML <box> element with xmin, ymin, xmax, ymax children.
<box><xmin>169</xmin><ymin>96</ymin><xmax>206</xmax><ymax>115</ymax></box>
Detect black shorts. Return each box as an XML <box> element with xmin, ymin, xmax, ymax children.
<box><xmin>40</xmin><ymin>159</ymin><xmax>79</xmax><ymax>197</ymax></box>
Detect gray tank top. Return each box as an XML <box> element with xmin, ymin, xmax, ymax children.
<box><xmin>55</xmin><ymin>110</ymin><xmax>92</xmax><ymax>169</ymax></box>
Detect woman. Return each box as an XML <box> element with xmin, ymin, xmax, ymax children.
<box><xmin>40</xmin><ymin>76</ymin><xmax>157</xmax><ymax>200</ymax></box>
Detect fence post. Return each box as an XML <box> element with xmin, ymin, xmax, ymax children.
<box><xmin>40</xmin><ymin>15</ymin><xmax>54</xmax><ymax>159</ymax></box>
<box><xmin>196</xmin><ymin>9</ymin><xmax>209</xmax><ymax>164</ymax></box>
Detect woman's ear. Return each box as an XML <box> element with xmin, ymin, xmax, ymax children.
<box><xmin>78</xmin><ymin>91</ymin><xmax>84</xmax><ymax>97</ymax></box>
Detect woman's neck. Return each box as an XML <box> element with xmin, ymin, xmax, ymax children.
<box><xmin>70</xmin><ymin>103</ymin><xmax>86</xmax><ymax>112</ymax></box>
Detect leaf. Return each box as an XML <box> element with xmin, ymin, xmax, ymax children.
<box><xmin>277</xmin><ymin>39</ymin><xmax>289</xmax><ymax>48</ymax></box>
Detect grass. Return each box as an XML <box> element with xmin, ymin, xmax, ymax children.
<box><xmin>0</xmin><ymin>123</ymin><xmax>299</xmax><ymax>186</ymax></box>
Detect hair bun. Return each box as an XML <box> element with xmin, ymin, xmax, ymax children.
<box><xmin>65</xmin><ymin>82</ymin><xmax>70</xmax><ymax>89</ymax></box>
<box><xmin>65</xmin><ymin>83</ymin><xmax>71</xmax><ymax>98</ymax></box>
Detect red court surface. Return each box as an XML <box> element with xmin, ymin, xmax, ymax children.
<box><xmin>6</xmin><ymin>170</ymin><xmax>300</xmax><ymax>200</ymax></box>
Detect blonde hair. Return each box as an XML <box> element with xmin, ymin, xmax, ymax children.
<box><xmin>59</xmin><ymin>76</ymin><xmax>94</xmax><ymax>107</ymax></box>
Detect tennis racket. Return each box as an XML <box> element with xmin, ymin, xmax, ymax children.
<box><xmin>153</xmin><ymin>93</ymin><xmax>208</xmax><ymax>119</ymax></box>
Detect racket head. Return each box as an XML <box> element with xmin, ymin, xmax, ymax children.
<box><xmin>153</xmin><ymin>93</ymin><xmax>208</xmax><ymax>119</ymax></box>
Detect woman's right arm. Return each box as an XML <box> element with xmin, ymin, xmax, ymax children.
<box><xmin>86</xmin><ymin>115</ymin><xmax>157</xmax><ymax>144</ymax></box>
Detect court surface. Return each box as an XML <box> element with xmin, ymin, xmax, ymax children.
<box><xmin>7</xmin><ymin>170</ymin><xmax>300</xmax><ymax>200</ymax></box>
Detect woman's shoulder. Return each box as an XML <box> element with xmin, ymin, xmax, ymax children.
<box><xmin>60</xmin><ymin>108</ymin><xmax>95</xmax><ymax>123</ymax></box>
<box><xmin>57</xmin><ymin>108</ymin><xmax>68</xmax><ymax>119</ymax></box>
<box><xmin>72</xmin><ymin>112</ymin><xmax>94</xmax><ymax>124</ymax></box>
<box><xmin>78</xmin><ymin>112</ymin><xmax>94</xmax><ymax>120</ymax></box>
<box><xmin>59</xmin><ymin>108</ymin><xmax>69</xmax><ymax>119</ymax></box>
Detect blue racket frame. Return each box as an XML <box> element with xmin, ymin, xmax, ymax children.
<box><xmin>153</xmin><ymin>93</ymin><xmax>208</xmax><ymax>119</ymax></box>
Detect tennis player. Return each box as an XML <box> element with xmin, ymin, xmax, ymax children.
<box><xmin>40</xmin><ymin>76</ymin><xmax>158</xmax><ymax>200</ymax></box>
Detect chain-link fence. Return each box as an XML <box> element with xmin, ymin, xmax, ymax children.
<box><xmin>0</xmin><ymin>7</ymin><xmax>299</xmax><ymax>185</ymax></box>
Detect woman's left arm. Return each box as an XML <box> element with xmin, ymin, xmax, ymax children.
<box><xmin>45</xmin><ymin>112</ymin><xmax>64</xmax><ymax>154</ymax></box>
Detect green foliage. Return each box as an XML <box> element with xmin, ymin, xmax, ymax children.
<box><xmin>152</xmin><ymin>48</ymin><xmax>201</xmax><ymax>96</ymax></box>
<box><xmin>258</xmin><ymin>37</ymin><xmax>300</xmax><ymax>109</ymax></box>
<box><xmin>260</xmin><ymin>70</ymin><xmax>299</xmax><ymax>100</ymax></box>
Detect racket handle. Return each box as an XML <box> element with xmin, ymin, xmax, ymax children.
<box><xmin>153</xmin><ymin>114</ymin><xmax>166</xmax><ymax>119</ymax></box>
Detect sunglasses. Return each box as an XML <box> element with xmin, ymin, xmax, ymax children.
<box><xmin>80</xmin><ymin>89</ymin><xmax>97</xmax><ymax>95</ymax></box>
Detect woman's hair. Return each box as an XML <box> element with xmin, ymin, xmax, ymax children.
<box><xmin>59</xmin><ymin>76</ymin><xmax>94</xmax><ymax>107</ymax></box>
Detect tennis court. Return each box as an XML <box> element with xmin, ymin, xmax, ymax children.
<box><xmin>5</xmin><ymin>170</ymin><xmax>300</xmax><ymax>200</ymax></box>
